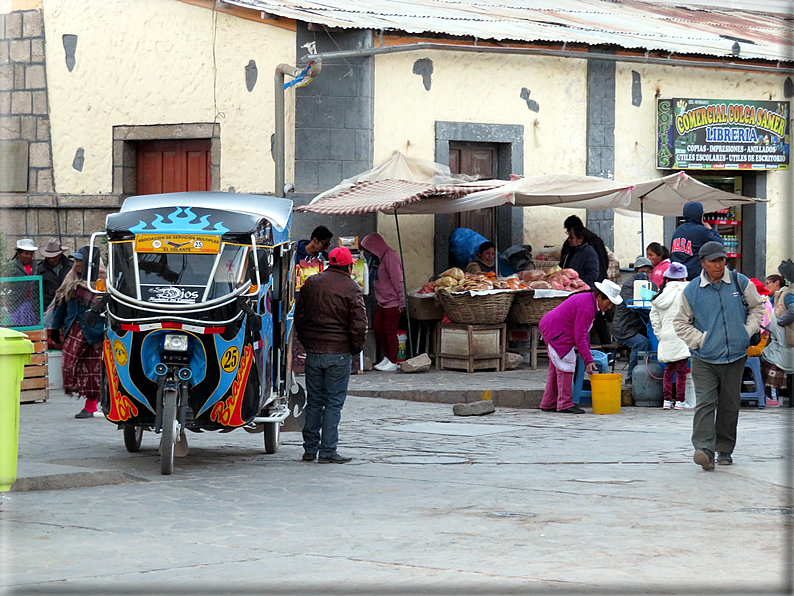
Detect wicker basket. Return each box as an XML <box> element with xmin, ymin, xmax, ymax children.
<box><xmin>436</xmin><ymin>289</ymin><xmax>516</xmax><ymax>325</ymax></box>
<box><xmin>507</xmin><ymin>289</ymin><xmax>567</xmax><ymax>324</ymax></box>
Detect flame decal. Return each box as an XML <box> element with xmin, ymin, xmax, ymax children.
<box><xmin>103</xmin><ymin>339</ymin><xmax>139</xmax><ymax>422</ymax></box>
<box><xmin>129</xmin><ymin>207</ymin><xmax>230</xmax><ymax>234</ymax></box>
<box><xmin>210</xmin><ymin>343</ymin><xmax>253</xmax><ymax>427</ymax></box>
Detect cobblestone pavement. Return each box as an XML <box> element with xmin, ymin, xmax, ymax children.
<box><xmin>1</xmin><ymin>388</ymin><xmax>791</xmax><ymax>595</ymax></box>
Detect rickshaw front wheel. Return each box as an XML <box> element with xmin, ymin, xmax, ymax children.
<box><xmin>124</xmin><ymin>425</ymin><xmax>143</xmax><ymax>452</ymax></box>
<box><xmin>264</xmin><ymin>421</ymin><xmax>280</xmax><ymax>454</ymax></box>
<box><xmin>160</xmin><ymin>387</ymin><xmax>178</xmax><ymax>475</ymax></box>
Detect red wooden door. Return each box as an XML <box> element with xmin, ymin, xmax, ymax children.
<box><xmin>136</xmin><ymin>140</ymin><xmax>211</xmax><ymax>195</ymax></box>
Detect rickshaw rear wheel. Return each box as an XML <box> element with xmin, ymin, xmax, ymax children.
<box><xmin>160</xmin><ymin>387</ymin><xmax>178</xmax><ymax>475</ymax></box>
<box><xmin>124</xmin><ymin>425</ymin><xmax>143</xmax><ymax>452</ymax></box>
<box><xmin>264</xmin><ymin>421</ymin><xmax>280</xmax><ymax>454</ymax></box>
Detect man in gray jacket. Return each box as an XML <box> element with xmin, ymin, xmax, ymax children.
<box><xmin>674</xmin><ymin>241</ymin><xmax>764</xmax><ymax>471</ymax></box>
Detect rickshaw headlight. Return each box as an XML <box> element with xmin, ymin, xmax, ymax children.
<box><xmin>163</xmin><ymin>333</ymin><xmax>189</xmax><ymax>352</ymax></box>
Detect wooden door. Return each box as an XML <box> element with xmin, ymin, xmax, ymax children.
<box><xmin>449</xmin><ymin>142</ymin><xmax>498</xmax><ymax>241</ymax></box>
<box><xmin>136</xmin><ymin>140</ymin><xmax>211</xmax><ymax>195</ymax></box>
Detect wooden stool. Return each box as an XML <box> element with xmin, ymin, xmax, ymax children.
<box><xmin>436</xmin><ymin>323</ymin><xmax>506</xmax><ymax>373</ymax></box>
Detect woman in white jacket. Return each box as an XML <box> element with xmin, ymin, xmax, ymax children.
<box><xmin>650</xmin><ymin>262</ymin><xmax>691</xmax><ymax>409</ymax></box>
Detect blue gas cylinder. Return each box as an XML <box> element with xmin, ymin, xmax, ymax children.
<box><xmin>631</xmin><ymin>352</ymin><xmax>664</xmax><ymax>407</ymax></box>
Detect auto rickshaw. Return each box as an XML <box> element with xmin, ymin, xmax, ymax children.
<box><xmin>88</xmin><ymin>192</ymin><xmax>297</xmax><ymax>474</ymax></box>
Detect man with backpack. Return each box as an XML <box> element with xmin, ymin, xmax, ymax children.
<box><xmin>673</xmin><ymin>241</ymin><xmax>764</xmax><ymax>471</ymax></box>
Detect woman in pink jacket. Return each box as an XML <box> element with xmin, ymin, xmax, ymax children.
<box><xmin>538</xmin><ymin>280</ymin><xmax>623</xmax><ymax>413</ymax></box>
<box><xmin>361</xmin><ymin>233</ymin><xmax>406</xmax><ymax>372</ymax></box>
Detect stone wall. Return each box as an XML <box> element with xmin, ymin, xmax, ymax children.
<box><xmin>0</xmin><ymin>8</ymin><xmax>117</xmax><ymax>257</ymax></box>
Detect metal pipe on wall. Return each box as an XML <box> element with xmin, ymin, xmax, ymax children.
<box><xmin>274</xmin><ymin>61</ymin><xmax>322</xmax><ymax>198</ymax></box>
<box><xmin>303</xmin><ymin>41</ymin><xmax>794</xmax><ymax>75</ymax></box>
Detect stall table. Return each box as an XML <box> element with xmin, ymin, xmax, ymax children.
<box><xmin>436</xmin><ymin>323</ymin><xmax>507</xmax><ymax>373</ymax></box>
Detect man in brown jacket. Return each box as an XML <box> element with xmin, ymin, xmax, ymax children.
<box><xmin>295</xmin><ymin>246</ymin><xmax>367</xmax><ymax>463</ymax></box>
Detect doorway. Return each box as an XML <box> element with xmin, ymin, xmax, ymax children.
<box><xmin>448</xmin><ymin>141</ymin><xmax>498</xmax><ymax>242</ymax></box>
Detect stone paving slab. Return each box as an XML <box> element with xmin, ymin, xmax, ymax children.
<box><xmin>1</xmin><ymin>389</ymin><xmax>791</xmax><ymax>595</ymax></box>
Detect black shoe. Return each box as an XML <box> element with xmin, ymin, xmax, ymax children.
<box><xmin>318</xmin><ymin>453</ymin><xmax>352</xmax><ymax>464</ymax></box>
<box><xmin>694</xmin><ymin>448</ymin><xmax>715</xmax><ymax>471</ymax></box>
<box><xmin>74</xmin><ymin>409</ymin><xmax>94</xmax><ymax>419</ymax></box>
<box><xmin>302</xmin><ymin>452</ymin><xmax>317</xmax><ymax>461</ymax></box>
<box><xmin>540</xmin><ymin>407</ymin><xmax>556</xmax><ymax>412</ymax></box>
<box><xmin>716</xmin><ymin>452</ymin><xmax>733</xmax><ymax>466</ymax></box>
<box><xmin>559</xmin><ymin>406</ymin><xmax>585</xmax><ymax>414</ymax></box>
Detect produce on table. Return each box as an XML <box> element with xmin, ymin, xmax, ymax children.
<box><xmin>417</xmin><ymin>271</ymin><xmax>531</xmax><ymax>294</ymax></box>
<box><xmin>544</xmin><ymin>267</ymin><xmax>589</xmax><ymax>292</ymax></box>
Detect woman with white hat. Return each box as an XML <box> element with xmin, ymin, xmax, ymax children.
<box><xmin>650</xmin><ymin>262</ymin><xmax>692</xmax><ymax>409</ymax></box>
<box><xmin>10</xmin><ymin>239</ymin><xmax>39</xmax><ymax>277</ymax></box>
<box><xmin>538</xmin><ymin>279</ymin><xmax>623</xmax><ymax>414</ymax></box>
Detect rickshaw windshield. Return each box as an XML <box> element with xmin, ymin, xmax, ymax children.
<box><xmin>110</xmin><ymin>241</ymin><xmax>253</xmax><ymax>304</ymax></box>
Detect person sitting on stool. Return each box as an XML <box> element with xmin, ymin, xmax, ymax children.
<box><xmin>612</xmin><ymin>257</ymin><xmax>654</xmax><ymax>384</ymax></box>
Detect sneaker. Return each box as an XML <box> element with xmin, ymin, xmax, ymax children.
<box><xmin>74</xmin><ymin>409</ymin><xmax>94</xmax><ymax>419</ymax></box>
<box><xmin>663</xmin><ymin>400</ymin><xmax>673</xmax><ymax>409</ymax></box>
<box><xmin>539</xmin><ymin>406</ymin><xmax>556</xmax><ymax>412</ymax></box>
<box><xmin>693</xmin><ymin>448</ymin><xmax>715</xmax><ymax>471</ymax></box>
<box><xmin>558</xmin><ymin>406</ymin><xmax>585</xmax><ymax>414</ymax></box>
<box><xmin>374</xmin><ymin>357</ymin><xmax>389</xmax><ymax>369</ymax></box>
<box><xmin>716</xmin><ymin>453</ymin><xmax>733</xmax><ymax>466</ymax></box>
<box><xmin>375</xmin><ymin>360</ymin><xmax>400</xmax><ymax>372</ymax></box>
<box><xmin>318</xmin><ymin>453</ymin><xmax>352</xmax><ymax>464</ymax></box>
<box><xmin>302</xmin><ymin>452</ymin><xmax>317</xmax><ymax>461</ymax></box>
<box><xmin>674</xmin><ymin>401</ymin><xmax>692</xmax><ymax>410</ymax></box>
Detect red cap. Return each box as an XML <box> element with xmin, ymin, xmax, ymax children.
<box><xmin>750</xmin><ymin>278</ymin><xmax>769</xmax><ymax>296</ymax></box>
<box><xmin>328</xmin><ymin>246</ymin><xmax>354</xmax><ymax>267</ymax></box>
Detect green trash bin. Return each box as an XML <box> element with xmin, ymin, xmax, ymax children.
<box><xmin>0</xmin><ymin>328</ymin><xmax>34</xmax><ymax>492</ymax></box>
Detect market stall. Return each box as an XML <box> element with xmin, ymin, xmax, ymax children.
<box><xmin>295</xmin><ymin>152</ymin><xmax>767</xmax><ymax>370</ymax></box>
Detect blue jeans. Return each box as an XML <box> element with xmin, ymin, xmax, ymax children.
<box><xmin>622</xmin><ymin>333</ymin><xmax>650</xmax><ymax>379</ymax></box>
<box><xmin>302</xmin><ymin>352</ymin><xmax>352</xmax><ymax>457</ymax></box>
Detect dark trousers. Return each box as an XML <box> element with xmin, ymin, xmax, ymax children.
<box><xmin>691</xmin><ymin>357</ymin><xmax>745</xmax><ymax>455</ymax></box>
<box><xmin>373</xmin><ymin>305</ymin><xmax>400</xmax><ymax>363</ymax></box>
<box><xmin>663</xmin><ymin>359</ymin><xmax>688</xmax><ymax>402</ymax></box>
<box><xmin>302</xmin><ymin>352</ymin><xmax>352</xmax><ymax>457</ymax></box>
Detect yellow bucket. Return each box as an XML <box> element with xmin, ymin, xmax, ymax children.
<box><xmin>590</xmin><ymin>373</ymin><xmax>622</xmax><ymax>415</ymax></box>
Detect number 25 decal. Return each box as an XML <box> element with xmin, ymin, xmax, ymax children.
<box><xmin>221</xmin><ymin>346</ymin><xmax>239</xmax><ymax>373</ymax></box>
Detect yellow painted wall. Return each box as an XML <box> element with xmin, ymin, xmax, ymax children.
<box><xmin>614</xmin><ymin>63</ymin><xmax>792</xmax><ymax>275</ymax></box>
<box><xmin>42</xmin><ymin>0</ymin><xmax>295</xmax><ymax>195</ymax></box>
<box><xmin>373</xmin><ymin>50</ymin><xmax>589</xmax><ymax>289</ymax></box>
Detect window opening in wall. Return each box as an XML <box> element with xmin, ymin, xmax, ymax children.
<box><xmin>689</xmin><ymin>174</ymin><xmax>744</xmax><ymax>272</ymax></box>
<box><xmin>136</xmin><ymin>140</ymin><xmax>211</xmax><ymax>195</ymax></box>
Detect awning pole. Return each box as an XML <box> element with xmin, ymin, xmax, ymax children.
<box><xmin>640</xmin><ymin>198</ymin><xmax>645</xmax><ymax>253</ymax></box>
<box><xmin>394</xmin><ymin>210</ymin><xmax>414</xmax><ymax>358</ymax></box>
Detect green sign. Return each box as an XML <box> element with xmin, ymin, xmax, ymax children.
<box><xmin>657</xmin><ymin>98</ymin><xmax>789</xmax><ymax>170</ymax></box>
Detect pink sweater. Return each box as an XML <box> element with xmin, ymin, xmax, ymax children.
<box><xmin>538</xmin><ymin>292</ymin><xmax>597</xmax><ymax>365</ymax></box>
<box><xmin>361</xmin><ymin>233</ymin><xmax>405</xmax><ymax>309</ymax></box>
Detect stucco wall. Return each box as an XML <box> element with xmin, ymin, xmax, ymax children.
<box><xmin>614</xmin><ymin>63</ymin><xmax>791</xmax><ymax>274</ymax></box>
<box><xmin>374</xmin><ymin>50</ymin><xmax>589</xmax><ymax>289</ymax></box>
<box><xmin>42</xmin><ymin>0</ymin><xmax>295</xmax><ymax>195</ymax></box>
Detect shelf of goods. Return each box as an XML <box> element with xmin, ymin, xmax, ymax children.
<box><xmin>703</xmin><ymin>206</ymin><xmax>742</xmax><ymax>270</ymax></box>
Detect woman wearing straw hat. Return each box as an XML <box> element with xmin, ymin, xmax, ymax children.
<box><xmin>10</xmin><ymin>238</ymin><xmax>39</xmax><ymax>277</ymax></box>
<box><xmin>538</xmin><ymin>279</ymin><xmax>623</xmax><ymax>414</ymax></box>
<box><xmin>36</xmin><ymin>238</ymin><xmax>73</xmax><ymax>310</ymax></box>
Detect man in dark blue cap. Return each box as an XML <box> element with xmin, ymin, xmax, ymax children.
<box><xmin>674</xmin><ymin>241</ymin><xmax>764</xmax><ymax>471</ymax></box>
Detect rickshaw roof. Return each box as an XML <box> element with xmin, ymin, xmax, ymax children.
<box><xmin>110</xmin><ymin>192</ymin><xmax>293</xmax><ymax>233</ymax></box>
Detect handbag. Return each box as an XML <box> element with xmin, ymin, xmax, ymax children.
<box><xmin>731</xmin><ymin>270</ymin><xmax>761</xmax><ymax>346</ymax></box>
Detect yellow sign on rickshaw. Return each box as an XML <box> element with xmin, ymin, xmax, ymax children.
<box><xmin>135</xmin><ymin>234</ymin><xmax>221</xmax><ymax>254</ymax></box>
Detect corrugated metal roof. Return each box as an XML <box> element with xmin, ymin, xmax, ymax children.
<box><xmin>223</xmin><ymin>0</ymin><xmax>793</xmax><ymax>62</ymax></box>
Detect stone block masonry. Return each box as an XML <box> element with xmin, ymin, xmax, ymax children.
<box><xmin>0</xmin><ymin>9</ymin><xmax>120</xmax><ymax>255</ymax></box>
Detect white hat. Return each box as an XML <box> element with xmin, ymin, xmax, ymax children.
<box><xmin>594</xmin><ymin>279</ymin><xmax>623</xmax><ymax>305</ymax></box>
<box><xmin>15</xmin><ymin>238</ymin><xmax>38</xmax><ymax>252</ymax></box>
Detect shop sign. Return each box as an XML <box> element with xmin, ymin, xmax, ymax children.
<box><xmin>657</xmin><ymin>98</ymin><xmax>789</xmax><ymax>170</ymax></box>
<box><xmin>135</xmin><ymin>234</ymin><xmax>221</xmax><ymax>254</ymax></box>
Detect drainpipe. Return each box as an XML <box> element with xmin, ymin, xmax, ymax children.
<box><xmin>301</xmin><ymin>42</ymin><xmax>794</xmax><ymax>75</ymax></box>
<box><xmin>274</xmin><ymin>61</ymin><xmax>322</xmax><ymax>198</ymax></box>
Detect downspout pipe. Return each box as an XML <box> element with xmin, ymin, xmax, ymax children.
<box><xmin>274</xmin><ymin>61</ymin><xmax>322</xmax><ymax>198</ymax></box>
<box><xmin>302</xmin><ymin>42</ymin><xmax>794</xmax><ymax>75</ymax></box>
